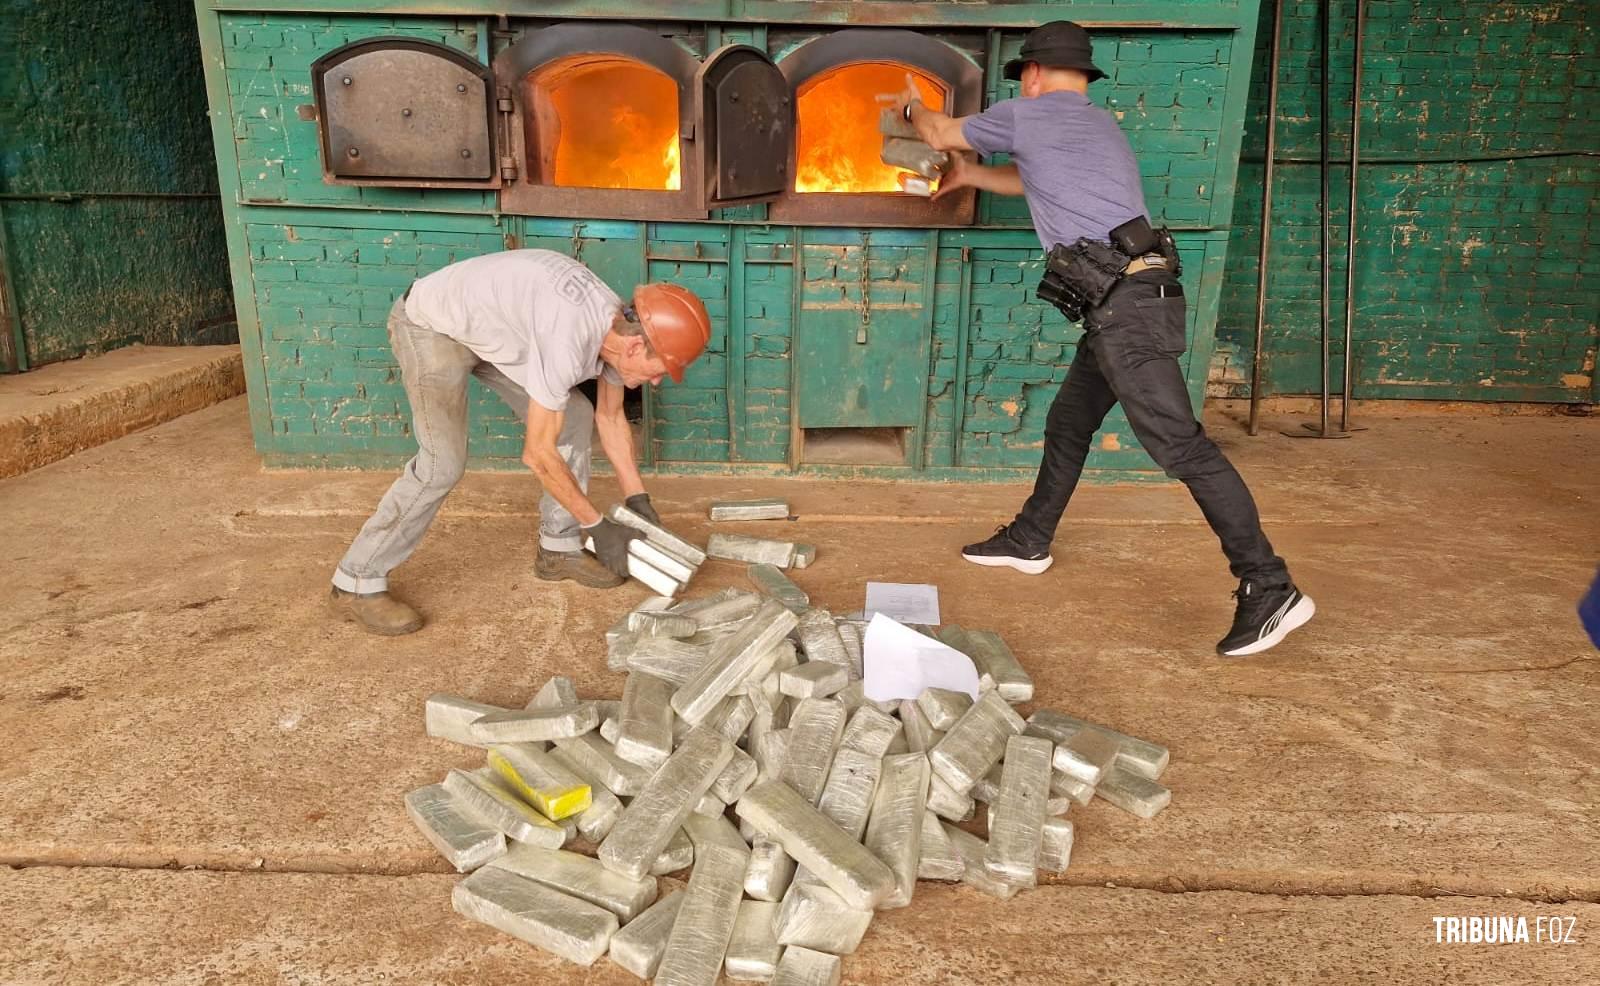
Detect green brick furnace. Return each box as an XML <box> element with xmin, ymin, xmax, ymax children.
<box><xmin>195</xmin><ymin>0</ymin><xmax>1268</xmax><ymax>479</ymax></box>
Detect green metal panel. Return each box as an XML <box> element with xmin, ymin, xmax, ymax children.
<box><xmin>1</xmin><ymin>0</ymin><xmax>233</xmax><ymax>369</ymax></box>
<box><xmin>796</xmin><ymin>232</ymin><xmax>932</xmax><ymax>430</ymax></box>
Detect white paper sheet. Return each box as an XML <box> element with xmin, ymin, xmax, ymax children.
<box><xmin>864</xmin><ymin>582</ymin><xmax>941</xmax><ymax>625</ymax></box>
<box><xmin>862</xmin><ymin>614</ymin><xmax>980</xmax><ymax>703</ymax></box>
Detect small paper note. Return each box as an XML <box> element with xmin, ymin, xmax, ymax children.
<box><xmin>864</xmin><ymin>582</ymin><xmax>941</xmax><ymax>626</ymax></box>
<box><xmin>862</xmin><ymin>614</ymin><xmax>980</xmax><ymax>703</ymax></box>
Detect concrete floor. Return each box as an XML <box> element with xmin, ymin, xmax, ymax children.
<box><xmin>1</xmin><ymin>396</ymin><xmax>1596</xmax><ymax>983</ymax></box>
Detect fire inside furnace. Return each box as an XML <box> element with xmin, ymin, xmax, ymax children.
<box><xmin>527</xmin><ymin>57</ymin><xmax>681</xmax><ymax>190</ymax></box>
<box><xmin>795</xmin><ymin>64</ymin><xmax>945</xmax><ymax>193</ymax></box>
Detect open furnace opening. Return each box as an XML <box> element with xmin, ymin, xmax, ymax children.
<box><xmin>794</xmin><ymin>64</ymin><xmax>945</xmax><ymax>194</ymax></box>
<box><xmin>524</xmin><ymin>56</ymin><xmax>682</xmax><ymax>191</ymax></box>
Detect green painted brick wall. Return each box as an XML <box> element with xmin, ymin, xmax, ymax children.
<box><xmin>0</xmin><ymin>0</ymin><xmax>235</xmax><ymax>369</ymax></box>
<box><xmin>1213</xmin><ymin>0</ymin><xmax>1598</xmax><ymax>403</ymax></box>
<box><xmin>202</xmin><ymin>4</ymin><xmax>1267</xmax><ymax>477</ymax></box>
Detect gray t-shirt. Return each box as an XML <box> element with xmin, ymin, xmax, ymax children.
<box><xmin>962</xmin><ymin>90</ymin><xmax>1148</xmax><ymax>250</ymax></box>
<box><xmin>405</xmin><ymin>249</ymin><xmax>623</xmax><ymax>412</ymax></box>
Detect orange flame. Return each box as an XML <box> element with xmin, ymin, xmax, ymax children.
<box><xmin>540</xmin><ymin>58</ymin><xmax>681</xmax><ymax>190</ymax></box>
<box><xmin>795</xmin><ymin>64</ymin><xmax>945</xmax><ymax>193</ymax></box>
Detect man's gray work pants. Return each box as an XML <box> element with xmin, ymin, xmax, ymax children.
<box><xmin>331</xmin><ymin>296</ymin><xmax>593</xmax><ymax>594</ymax></box>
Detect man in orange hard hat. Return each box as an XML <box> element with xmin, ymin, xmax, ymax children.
<box><xmin>327</xmin><ymin>249</ymin><xmax>711</xmax><ymax>635</ymax></box>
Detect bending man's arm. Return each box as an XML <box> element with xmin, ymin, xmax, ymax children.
<box><xmin>522</xmin><ymin>400</ymin><xmax>602</xmax><ymax>527</ymax></box>
<box><xmin>593</xmin><ymin>377</ymin><xmax>645</xmax><ymax>499</ymax></box>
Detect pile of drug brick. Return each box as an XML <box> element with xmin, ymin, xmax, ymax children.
<box><xmin>410</xmin><ymin>506</ymin><xmax>1171</xmax><ymax>986</ymax></box>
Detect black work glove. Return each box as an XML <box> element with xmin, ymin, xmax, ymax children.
<box><xmin>625</xmin><ymin>492</ymin><xmax>661</xmax><ymax>525</ymax></box>
<box><xmin>586</xmin><ymin>517</ymin><xmax>641</xmax><ymax>578</ymax></box>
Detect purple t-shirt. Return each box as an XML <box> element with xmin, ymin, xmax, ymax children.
<box><xmin>962</xmin><ymin>90</ymin><xmax>1148</xmax><ymax>250</ymax></box>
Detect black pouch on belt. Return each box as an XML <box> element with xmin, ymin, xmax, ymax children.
<box><xmin>1154</xmin><ymin>225</ymin><xmax>1183</xmax><ymax>277</ymax></box>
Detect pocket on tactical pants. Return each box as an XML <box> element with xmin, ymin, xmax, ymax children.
<box><xmin>1133</xmin><ymin>295</ymin><xmax>1187</xmax><ymax>355</ymax></box>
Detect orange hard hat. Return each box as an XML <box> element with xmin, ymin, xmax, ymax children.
<box><xmin>632</xmin><ymin>282</ymin><xmax>711</xmax><ymax>384</ymax></box>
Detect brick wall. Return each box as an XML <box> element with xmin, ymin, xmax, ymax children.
<box><xmin>1213</xmin><ymin>0</ymin><xmax>1598</xmax><ymax>403</ymax></box>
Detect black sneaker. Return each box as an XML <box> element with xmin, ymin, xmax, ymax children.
<box><xmin>1217</xmin><ymin>579</ymin><xmax>1315</xmax><ymax>656</ymax></box>
<box><xmin>960</xmin><ymin>523</ymin><xmax>1053</xmax><ymax>575</ymax></box>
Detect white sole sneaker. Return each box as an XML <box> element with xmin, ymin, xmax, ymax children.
<box><xmin>960</xmin><ymin>551</ymin><xmax>1054</xmax><ymax>576</ymax></box>
<box><xmin>1220</xmin><ymin>594</ymin><xmax>1316</xmax><ymax>657</ymax></box>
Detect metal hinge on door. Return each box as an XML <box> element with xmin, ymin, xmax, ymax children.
<box><xmin>496</xmin><ymin>86</ymin><xmax>517</xmax><ymax>181</ymax></box>
<box><xmin>856</xmin><ymin>232</ymin><xmax>871</xmax><ymax>345</ymax></box>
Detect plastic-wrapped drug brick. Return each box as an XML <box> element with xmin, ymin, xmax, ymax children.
<box><xmin>745</xmin><ymin>835</ymin><xmax>797</xmax><ymax>901</ymax></box>
<box><xmin>629</xmin><ymin>610</ymin><xmax>698</xmax><ymax>638</ymax></box>
<box><xmin>834</xmin><ymin>622</ymin><xmax>863</xmax><ymax>679</ymax></box>
<box><xmin>608</xmin><ymin>596</ymin><xmax>674</xmax><ymax>648</ymax></box>
<box><xmin>702</xmin><ymin>694</ymin><xmax>757</xmax><ymax>743</ymax></box>
<box><xmin>453</xmin><ymin>865</ymin><xmax>617</xmax><ymax>965</ymax></box>
<box><xmin>941</xmin><ymin>822</ymin><xmax>1022</xmax><ymax>900</ymax></box>
<box><xmin>552</xmin><ymin>731</ymin><xmax>651</xmax><ymax>797</ymax></box>
<box><xmin>654</xmin><ymin>842</ymin><xmax>750</xmax><ymax>986</ymax></box>
<box><xmin>608</xmin><ymin>891</ymin><xmax>684</xmax><ymax>978</ymax></box>
<box><xmin>725</xmin><ymin>899</ymin><xmax>783</xmax><ymax>981</ymax></box>
<box><xmin>985</xmin><ymin>735</ymin><xmax>1052</xmax><ymax>887</ymax></box>
<box><xmin>753</xmin><ymin>729</ymin><xmax>790</xmax><ymax>783</ymax></box>
<box><xmin>616</xmin><ymin>672</ymin><xmax>675</xmax><ymax>770</ymax></box>
<box><xmin>934</xmin><ymin>625</ymin><xmax>996</xmax><ymax>693</ymax></box>
<box><xmin>630</xmin><ymin>538</ymin><xmax>697</xmax><ymax>585</ymax></box>
<box><xmin>916</xmin><ymin>688</ymin><xmax>972</xmax><ymax>731</ymax></box>
<box><xmin>748</xmin><ymin>563</ymin><xmax>809</xmax><ymax>612</ymax></box>
<box><xmin>1096</xmin><ymin>764</ymin><xmax>1171</xmax><ymax>818</ymax></box>
<box><xmin>710</xmin><ymin>532</ymin><xmax>797</xmax><ymax>568</ymax></box>
<box><xmin>547</xmin><ymin>748</ymin><xmax>625</xmax><ymax>842</ymax></box>
<box><xmin>683</xmin><ymin>811</ymin><xmax>750</xmax><ymax>855</ymax></box>
<box><xmin>487</xmin><ymin>843</ymin><xmax>659</xmax><ymax>921</ymax></box>
<box><xmin>681</xmin><ymin>591</ymin><xmax>764</xmax><ymax>631</ymax></box>
<box><xmin>672</xmin><ymin>600</ymin><xmax>798</xmax><ymax>725</ymax></box>
<box><xmin>734</xmin><ymin>780</ymin><xmax>897</xmax><ymax>911</ymax></box>
<box><xmin>771</xmin><ymin>945</ymin><xmax>843</xmax><ymax>986</ymax></box>
<box><xmin>468</xmin><ymin>703</ymin><xmax>598</xmax><ymax>744</ymax></box>
<box><xmin>796</xmin><ymin>609</ymin><xmax>848</xmax><ymax>664</ymax></box>
<box><xmin>666</xmin><ymin>585</ymin><xmax>744</xmax><ymax>616</ymax></box>
<box><xmin>599</xmin><ymin>726</ymin><xmax>735</xmax><ymax>881</ymax></box>
<box><xmin>960</xmin><ymin>629</ymin><xmax>1034</xmax><ymax>703</ymax></box>
<box><xmin>1052</xmin><ymin>770</ymin><xmax>1095</xmax><ymax>807</ymax></box>
<box><xmin>424</xmin><ymin>693</ymin><xmax>512</xmax><ymax>748</ymax></box>
<box><xmin>793</xmin><ymin>543</ymin><xmax>817</xmax><ymax>569</ymax></box>
<box><xmin>780</xmin><ymin>698</ymin><xmax>848</xmax><ymax>805</ymax></box>
<box><xmin>584</xmin><ymin>533</ymin><xmax>682</xmax><ymax>596</ymax></box>
<box><xmin>607</xmin><ymin>502</ymin><xmax>708</xmax><ymax>566</ymax></box>
<box><xmin>651</xmin><ymin>827</ymin><xmax>694</xmax><ymax>875</ymax></box>
<box><xmin>816</xmin><ymin>747</ymin><xmax>882</xmax><ymax>839</ymax></box>
<box><xmin>625</xmin><ymin>636</ymin><xmax>711</xmax><ymax>686</ymax></box>
<box><xmin>929</xmin><ymin>690</ymin><xmax>1026</xmax><ymax>795</ymax></box>
<box><xmin>710</xmin><ymin>497</ymin><xmax>790</xmax><ymax>521</ymax></box>
<box><xmin>897</xmin><ymin>700</ymin><xmax>942</xmax><ymax>754</ymax></box>
<box><xmin>527</xmin><ymin>675</ymin><xmax>578</xmax><ymax>709</ymax></box>
<box><xmin>711</xmin><ymin>745</ymin><xmax>759</xmax><ymax>804</ymax></box>
<box><xmin>1053</xmin><ymin>727</ymin><xmax>1122</xmax><ymax>785</ymax></box>
<box><xmin>1039</xmin><ymin>816</ymin><xmax>1074</xmax><ymax>873</ymax></box>
<box><xmin>774</xmin><ymin>879</ymin><xmax>873</xmax><ymax>954</ymax></box>
<box><xmin>780</xmin><ymin>661</ymin><xmax>848</xmax><ymax>698</ymax></box>
<box><xmin>443</xmin><ymin>768</ymin><xmax>566</xmax><ymax>848</ymax></box>
<box><xmin>487</xmin><ymin>744</ymin><xmax>591</xmax><ymax>821</ymax></box>
<box><xmin>1028</xmin><ymin>709</ymin><xmax>1170</xmax><ymax>780</ymax></box>
<box><xmin>863</xmin><ymin>752</ymin><xmax>930</xmax><ymax>908</ymax></box>
<box><xmin>839</xmin><ymin>706</ymin><xmax>900</xmax><ymax>758</ymax></box>
<box><xmin>405</xmin><ymin>783</ymin><xmax>505</xmax><ymax>872</ymax></box>
<box><xmin>927</xmin><ymin>768</ymin><xmax>975</xmax><ymax>822</ymax></box>
<box><xmin>917</xmin><ymin>809</ymin><xmax>963</xmax><ymax>880</ymax></box>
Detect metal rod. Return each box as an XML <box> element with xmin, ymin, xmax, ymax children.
<box><xmin>1318</xmin><ymin>0</ymin><xmax>1331</xmax><ymax>437</ymax></box>
<box><xmin>1340</xmin><ymin>0</ymin><xmax>1367</xmax><ymax>433</ymax></box>
<box><xmin>1247</xmin><ymin>0</ymin><xmax>1286</xmax><ymax>436</ymax></box>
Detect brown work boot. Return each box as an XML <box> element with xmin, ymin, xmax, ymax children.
<box><xmin>536</xmin><ymin>546</ymin><xmax>626</xmax><ymax>589</ymax></box>
<box><xmin>327</xmin><ymin>586</ymin><xmax>424</xmax><ymax>635</ymax></box>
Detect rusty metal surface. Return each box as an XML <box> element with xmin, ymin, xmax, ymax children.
<box><xmin>695</xmin><ymin>45</ymin><xmax>792</xmax><ymax>209</ymax></box>
<box><xmin>313</xmin><ymin>37</ymin><xmax>495</xmax><ymax>183</ymax></box>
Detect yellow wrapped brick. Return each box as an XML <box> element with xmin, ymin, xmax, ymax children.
<box><xmin>488</xmin><ymin>744</ymin><xmax>592</xmax><ymax>821</ymax></box>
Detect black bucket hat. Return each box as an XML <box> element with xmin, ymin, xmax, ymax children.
<box><xmin>1003</xmin><ymin>21</ymin><xmax>1106</xmax><ymax>83</ymax></box>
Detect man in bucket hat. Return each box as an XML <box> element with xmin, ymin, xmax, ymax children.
<box><xmin>327</xmin><ymin>249</ymin><xmax>711</xmax><ymax>635</ymax></box>
<box><xmin>892</xmin><ymin>22</ymin><xmax>1314</xmax><ymax>657</ymax></box>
